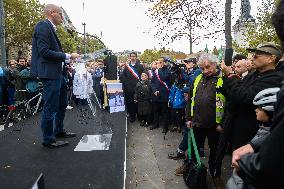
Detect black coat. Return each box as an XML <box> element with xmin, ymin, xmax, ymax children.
<box><xmin>238</xmin><ymin>80</ymin><xmax>284</xmax><ymax>189</ymax></box>
<box><xmin>134</xmin><ymin>80</ymin><xmax>152</xmax><ymax>116</ymax></box>
<box><xmin>151</xmin><ymin>66</ymin><xmax>171</xmax><ymax>102</ymax></box>
<box><xmin>120</xmin><ymin>62</ymin><xmax>144</xmax><ymax>94</ymax></box>
<box><xmin>223</xmin><ymin>69</ymin><xmax>284</xmax><ymax>149</ymax></box>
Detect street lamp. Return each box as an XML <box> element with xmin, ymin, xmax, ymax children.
<box><xmin>82</xmin><ymin>1</ymin><xmax>86</xmax><ymax>54</ymax></box>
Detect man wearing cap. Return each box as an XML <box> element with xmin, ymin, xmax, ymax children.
<box><xmin>221</xmin><ymin>42</ymin><xmax>284</xmax><ymax>150</ymax></box>
<box><xmin>182</xmin><ymin>58</ymin><xmax>202</xmax><ymax>88</ymax></box>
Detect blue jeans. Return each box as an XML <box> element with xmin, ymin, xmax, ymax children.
<box><xmin>179</xmin><ymin>127</ymin><xmax>205</xmax><ymax>157</ymax></box>
<box><xmin>40</xmin><ymin>76</ymin><xmax>68</xmax><ymax>144</ymax></box>
<box><xmin>179</xmin><ymin>127</ymin><xmax>188</xmax><ymax>152</ymax></box>
<box><xmin>8</xmin><ymin>86</ymin><xmax>15</xmax><ymax>105</ymax></box>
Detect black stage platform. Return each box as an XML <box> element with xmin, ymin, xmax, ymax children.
<box><xmin>0</xmin><ymin>106</ymin><xmax>127</xmax><ymax>189</ymax></box>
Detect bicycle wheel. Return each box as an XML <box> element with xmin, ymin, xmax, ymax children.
<box><xmin>4</xmin><ymin>105</ymin><xmax>25</xmax><ymax>128</ymax></box>
<box><xmin>0</xmin><ymin>106</ymin><xmax>8</xmax><ymax>125</ymax></box>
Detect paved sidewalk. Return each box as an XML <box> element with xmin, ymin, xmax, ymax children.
<box><xmin>126</xmin><ymin>121</ymin><xmax>232</xmax><ymax>189</ymax></box>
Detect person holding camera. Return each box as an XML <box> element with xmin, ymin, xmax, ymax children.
<box><xmin>221</xmin><ymin>42</ymin><xmax>284</xmax><ymax>150</ymax></box>
<box><xmin>225</xmin><ymin>2</ymin><xmax>284</xmax><ymax>187</ymax></box>
<box><xmin>182</xmin><ymin>58</ymin><xmax>202</xmax><ymax>88</ymax></box>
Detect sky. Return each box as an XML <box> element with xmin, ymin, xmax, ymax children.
<box><xmin>39</xmin><ymin>0</ymin><xmax>261</xmax><ymax>54</ymax></box>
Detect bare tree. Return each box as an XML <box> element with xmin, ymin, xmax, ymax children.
<box><xmin>136</xmin><ymin>0</ymin><xmax>223</xmax><ymax>53</ymax></box>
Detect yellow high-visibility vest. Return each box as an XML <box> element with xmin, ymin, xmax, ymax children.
<box><xmin>190</xmin><ymin>74</ymin><xmax>226</xmax><ymax>124</ymax></box>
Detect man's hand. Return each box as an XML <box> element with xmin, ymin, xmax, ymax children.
<box><xmin>221</xmin><ymin>60</ymin><xmax>233</xmax><ymax>76</ymax></box>
<box><xmin>184</xmin><ymin>93</ymin><xmax>189</xmax><ymax>101</ymax></box>
<box><xmin>71</xmin><ymin>53</ymin><xmax>80</xmax><ymax>60</ymax></box>
<box><xmin>216</xmin><ymin>125</ymin><xmax>224</xmax><ymax>133</ymax></box>
<box><xmin>232</xmin><ymin>144</ymin><xmax>254</xmax><ymax>169</ymax></box>
<box><xmin>154</xmin><ymin>91</ymin><xmax>159</xmax><ymax>96</ymax></box>
<box><xmin>186</xmin><ymin>121</ymin><xmax>192</xmax><ymax>128</ymax></box>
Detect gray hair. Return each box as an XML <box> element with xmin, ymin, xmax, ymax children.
<box><xmin>197</xmin><ymin>53</ymin><xmax>218</xmax><ymax>67</ymax></box>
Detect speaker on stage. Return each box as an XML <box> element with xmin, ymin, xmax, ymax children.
<box><xmin>104</xmin><ymin>55</ymin><xmax>117</xmax><ymax>80</ymax></box>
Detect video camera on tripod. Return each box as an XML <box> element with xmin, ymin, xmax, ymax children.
<box><xmin>163</xmin><ymin>57</ymin><xmax>186</xmax><ymax>75</ymax></box>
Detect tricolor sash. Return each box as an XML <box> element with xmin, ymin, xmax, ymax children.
<box><xmin>126</xmin><ymin>64</ymin><xmax>140</xmax><ymax>80</ymax></box>
<box><xmin>155</xmin><ymin>69</ymin><xmax>169</xmax><ymax>91</ymax></box>
<box><xmin>148</xmin><ymin>70</ymin><xmax>154</xmax><ymax>78</ymax></box>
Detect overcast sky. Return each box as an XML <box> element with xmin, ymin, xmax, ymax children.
<box><xmin>39</xmin><ymin>0</ymin><xmax>260</xmax><ymax>53</ymax></box>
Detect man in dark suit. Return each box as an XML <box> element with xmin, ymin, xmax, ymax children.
<box><xmin>120</xmin><ymin>52</ymin><xmax>144</xmax><ymax>122</ymax></box>
<box><xmin>31</xmin><ymin>4</ymin><xmax>79</xmax><ymax>148</ymax></box>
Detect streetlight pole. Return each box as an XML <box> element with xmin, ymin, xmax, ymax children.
<box><xmin>82</xmin><ymin>22</ymin><xmax>86</xmax><ymax>54</ymax></box>
<box><xmin>82</xmin><ymin>1</ymin><xmax>86</xmax><ymax>54</ymax></box>
<box><xmin>0</xmin><ymin>0</ymin><xmax>6</xmax><ymax>67</ymax></box>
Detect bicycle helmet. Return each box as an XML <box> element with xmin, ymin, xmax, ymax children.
<box><xmin>253</xmin><ymin>87</ymin><xmax>280</xmax><ymax>111</ymax></box>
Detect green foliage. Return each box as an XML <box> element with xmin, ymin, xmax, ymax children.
<box><xmin>57</xmin><ymin>28</ymin><xmax>104</xmax><ymax>54</ymax></box>
<box><xmin>79</xmin><ymin>35</ymin><xmax>105</xmax><ymax>54</ymax></box>
<box><xmin>4</xmin><ymin>0</ymin><xmax>44</xmax><ymax>49</ymax></box>
<box><xmin>140</xmin><ymin>48</ymin><xmax>180</xmax><ymax>63</ymax></box>
<box><xmin>56</xmin><ymin>26</ymin><xmax>78</xmax><ymax>53</ymax></box>
<box><xmin>232</xmin><ymin>41</ymin><xmax>247</xmax><ymax>55</ymax></box>
<box><xmin>4</xmin><ymin>0</ymin><xmax>105</xmax><ymax>54</ymax></box>
<box><xmin>233</xmin><ymin>0</ymin><xmax>280</xmax><ymax>52</ymax></box>
<box><xmin>140</xmin><ymin>49</ymin><xmax>160</xmax><ymax>63</ymax></box>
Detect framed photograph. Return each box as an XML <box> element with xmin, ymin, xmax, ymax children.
<box><xmin>106</xmin><ymin>83</ymin><xmax>125</xmax><ymax>113</ymax></box>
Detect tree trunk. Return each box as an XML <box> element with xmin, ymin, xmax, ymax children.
<box><xmin>225</xmin><ymin>0</ymin><xmax>233</xmax><ymax>66</ymax></box>
<box><xmin>189</xmin><ymin>14</ymin><xmax>193</xmax><ymax>54</ymax></box>
<box><xmin>189</xmin><ymin>34</ymin><xmax>193</xmax><ymax>54</ymax></box>
<box><xmin>0</xmin><ymin>0</ymin><xmax>6</xmax><ymax>67</ymax></box>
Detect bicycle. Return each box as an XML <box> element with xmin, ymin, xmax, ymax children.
<box><xmin>4</xmin><ymin>87</ymin><xmax>43</xmax><ymax>129</ymax></box>
<box><xmin>0</xmin><ymin>105</ymin><xmax>9</xmax><ymax>129</ymax></box>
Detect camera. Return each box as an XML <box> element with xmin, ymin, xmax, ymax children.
<box><xmin>163</xmin><ymin>57</ymin><xmax>186</xmax><ymax>74</ymax></box>
<box><xmin>163</xmin><ymin>58</ymin><xmax>186</xmax><ymax>85</ymax></box>
<box><xmin>184</xmin><ymin>58</ymin><xmax>197</xmax><ymax>64</ymax></box>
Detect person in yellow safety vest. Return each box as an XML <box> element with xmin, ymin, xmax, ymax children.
<box><xmin>191</xmin><ymin>72</ymin><xmax>226</xmax><ymax>125</ymax></box>
<box><xmin>185</xmin><ymin>53</ymin><xmax>226</xmax><ymax>179</ymax></box>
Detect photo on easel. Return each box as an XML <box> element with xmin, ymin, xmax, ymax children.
<box><xmin>106</xmin><ymin>83</ymin><xmax>125</xmax><ymax>113</ymax></box>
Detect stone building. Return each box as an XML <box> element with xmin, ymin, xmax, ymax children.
<box><xmin>233</xmin><ymin>0</ymin><xmax>256</xmax><ymax>48</ymax></box>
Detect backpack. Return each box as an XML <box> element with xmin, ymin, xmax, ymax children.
<box><xmin>169</xmin><ymin>84</ymin><xmax>186</xmax><ymax>108</ymax></box>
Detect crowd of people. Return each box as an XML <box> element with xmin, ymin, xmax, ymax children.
<box><xmin>119</xmin><ymin>12</ymin><xmax>284</xmax><ymax>189</ymax></box>
<box><xmin>1</xmin><ymin>2</ymin><xmax>284</xmax><ymax>188</ymax></box>
<box><xmin>121</xmin><ymin>46</ymin><xmax>284</xmax><ymax>188</ymax></box>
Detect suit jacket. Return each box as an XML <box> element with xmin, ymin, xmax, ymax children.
<box><xmin>151</xmin><ymin>66</ymin><xmax>171</xmax><ymax>102</ymax></box>
<box><xmin>31</xmin><ymin>19</ymin><xmax>66</xmax><ymax>79</ymax></box>
<box><xmin>119</xmin><ymin>62</ymin><xmax>144</xmax><ymax>93</ymax></box>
